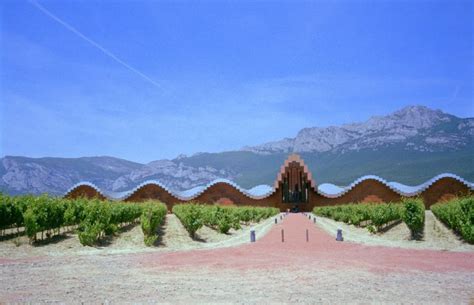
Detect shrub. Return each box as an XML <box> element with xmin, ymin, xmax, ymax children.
<box><xmin>78</xmin><ymin>222</ymin><xmax>103</xmax><ymax>246</ymax></box>
<box><xmin>0</xmin><ymin>193</ymin><xmax>26</xmax><ymax>233</ymax></box>
<box><xmin>140</xmin><ymin>201</ymin><xmax>167</xmax><ymax>246</ymax></box>
<box><xmin>78</xmin><ymin>200</ymin><xmax>144</xmax><ymax>246</ymax></box>
<box><xmin>172</xmin><ymin>203</ymin><xmax>204</xmax><ymax>238</ymax></box>
<box><xmin>370</xmin><ymin>203</ymin><xmax>403</xmax><ymax>231</ymax></box>
<box><xmin>23</xmin><ymin>195</ymin><xmax>66</xmax><ymax>242</ymax></box>
<box><xmin>64</xmin><ymin>198</ymin><xmax>88</xmax><ymax>226</ymax></box>
<box><xmin>201</xmin><ymin>206</ymin><xmax>240</xmax><ymax>234</ymax></box>
<box><xmin>313</xmin><ymin>202</ymin><xmax>403</xmax><ymax>233</ymax></box>
<box><xmin>173</xmin><ymin>204</ymin><xmax>278</xmax><ymax>237</ymax></box>
<box><xmin>431</xmin><ymin>197</ymin><xmax>473</xmax><ymax>244</ymax></box>
<box><xmin>401</xmin><ymin>198</ymin><xmax>425</xmax><ymax>240</ymax></box>
<box><xmin>78</xmin><ymin>199</ymin><xmax>113</xmax><ymax>246</ymax></box>
<box><xmin>110</xmin><ymin>203</ymin><xmax>142</xmax><ymax>225</ymax></box>
<box><xmin>231</xmin><ymin>206</ymin><xmax>279</xmax><ymax>224</ymax></box>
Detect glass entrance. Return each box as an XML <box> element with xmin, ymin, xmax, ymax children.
<box><xmin>281</xmin><ymin>161</ymin><xmax>310</xmax><ymax>208</ymax></box>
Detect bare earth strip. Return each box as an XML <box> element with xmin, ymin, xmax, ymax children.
<box><xmin>1</xmin><ymin>213</ymin><xmax>473</xmax><ymax>304</ymax></box>
<box><xmin>312</xmin><ymin>211</ymin><xmax>474</xmax><ymax>251</ymax></box>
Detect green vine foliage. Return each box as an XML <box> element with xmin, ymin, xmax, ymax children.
<box><xmin>201</xmin><ymin>205</ymin><xmax>240</xmax><ymax>234</ymax></box>
<box><xmin>313</xmin><ymin>202</ymin><xmax>404</xmax><ymax>233</ymax></box>
<box><xmin>0</xmin><ymin>193</ymin><xmax>28</xmax><ymax>233</ymax></box>
<box><xmin>140</xmin><ymin>201</ymin><xmax>167</xmax><ymax>246</ymax></box>
<box><xmin>1</xmin><ymin>194</ymin><xmax>172</xmax><ymax>247</ymax></box>
<box><xmin>173</xmin><ymin>203</ymin><xmax>279</xmax><ymax>237</ymax></box>
<box><xmin>23</xmin><ymin>195</ymin><xmax>67</xmax><ymax>242</ymax></box>
<box><xmin>77</xmin><ymin>200</ymin><xmax>144</xmax><ymax>246</ymax></box>
<box><xmin>172</xmin><ymin>203</ymin><xmax>204</xmax><ymax>238</ymax></box>
<box><xmin>431</xmin><ymin>197</ymin><xmax>473</xmax><ymax>244</ymax></box>
<box><xmin>401</xmin><ymin>198</ymin><xmax>425</xmax><ymax>240</ymax></box>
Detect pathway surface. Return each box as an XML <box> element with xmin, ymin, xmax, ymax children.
<box><xmin>135</xmin><ymin>213</ymin><xmax>474</xmax><ymax>273</ymax></box>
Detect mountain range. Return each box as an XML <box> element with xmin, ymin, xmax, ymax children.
<box><xmin>1</xmin><ymin>105</ymin><xmax>473</xmax><ymax>196</ymax></box>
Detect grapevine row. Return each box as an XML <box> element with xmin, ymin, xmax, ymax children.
<box><xmin>431</xmin><ymin>197</ymin><xmax>473</xmax><ymax>244</ymax></box>
<box><xmin>313</xmin><ymin>198</ymin><xmax>425</xmax><ymax>238</ymax></box>
<box><xmin>0</xmin><ymin>193</ymin><xmax>167</xmax><ymax>246</ymax></box>
<box><xmin>173</xmin><ymin>203</ymin><xmax>279</xmax><ymax>237</ymax></box>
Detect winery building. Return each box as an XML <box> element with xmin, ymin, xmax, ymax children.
<box><xmin>65</xmin><ymin>154</ymin><xmax>473</xmax><ymax>211</ymax></box>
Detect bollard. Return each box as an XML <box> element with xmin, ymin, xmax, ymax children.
<box><xmin>308</xmin><ymin>214</ymin><xmax>311</xmax><ymax>220</ymax></box>
<box><xmin>280</xmin><ymin>215</ymin><xmax>283</xmax><ymax>220</ymax></box>
<box><xmin>336</xmin><ymin>229</ymin><xmax>343</xmax><ymax>241</ymax></box>
<box><xmin>250</xmin><ymin>230</ymin><xmax>256</xmax><ymax>242</ymax></box>
<box><xmin>306</xmin><ymin>229</ymin><xmax>309</xmax><ymax>242</ymax></box>
<box><xmin>313</xmin><ymin>217</ymin><xmax>316</xmax><ymax>223</ymax></box>
<box><xmin>274</xmin><ymin>218</ymin><xmax>277</xmax><ymax>224</ymax></box>
<box><xmin>281</xmin><ymin>229</ymin><xmax>284</xmax><ymax>242</ymax></box>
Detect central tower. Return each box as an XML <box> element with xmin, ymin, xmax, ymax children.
<box><xmin>274</xmin><ymin>154</ymin><xmax>316</xmax><ymax>211</ymax></box>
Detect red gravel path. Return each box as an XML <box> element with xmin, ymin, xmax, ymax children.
<box><xmin>135</xmin><ymin>213</ymin><xmax>474</xmax><ymax>273</ymax></box>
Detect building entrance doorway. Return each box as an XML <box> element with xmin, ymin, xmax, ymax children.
<box><xmin>276</xmin><ymin>155</ymin><xmax>315</xmax><ymax>212</ymax></box>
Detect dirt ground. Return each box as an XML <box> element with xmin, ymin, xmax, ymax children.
<box><xmin>313</xmin><ymin>211</ymin><xmax>474</xmax><ymax>251</ymax></box>
<box><xmin>1</xmin><ymin>213</ymin><xmax>473</xmax><ymax>304</ymax></box>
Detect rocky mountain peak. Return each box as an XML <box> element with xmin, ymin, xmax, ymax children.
<box><xmin>242</xmin><ymin>105</ymin><xmax>471</xmax><ymax>154</ymax></box>
<box><xmin>387</xmin><ymin>105</ymin><xmax>452</xmax><ymax>128</ymax></box>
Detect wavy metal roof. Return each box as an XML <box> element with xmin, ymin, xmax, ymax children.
<box><xmin>316</xmin><ymin>173</ymin><xmax>474</xmax><ymax>198</ymax></box>
<box><xmin>65</xmin><ymin>173</ymin><xmax>473</xmax><ymax>201</ymax></box>
<box><xmin>64</xmin><ymin>178</ymin><xmax>277</xmax><ymax>201</ymax></box>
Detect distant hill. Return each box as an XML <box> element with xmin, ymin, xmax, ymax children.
<box><xmin>0</xmin><ymin>156</ymin><xmax>143</xmax><ymax>195</ymax></box>
<box><xmin>1</xmin><ymin>105</ymin><xmax>473</xmax><ymax>195</ymax></box>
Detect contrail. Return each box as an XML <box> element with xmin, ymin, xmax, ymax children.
<box><xmin>28</xmin><ymin>0</ymin><xmax>161</xmax><ymax>89</ymax></box>
<box><xmin>449</xmin><ymin>85</ymin><xmax>460</xmax><ymax>103</ymax></box>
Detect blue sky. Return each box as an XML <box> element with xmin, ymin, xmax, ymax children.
<box><xmin>1</xmin><ymin>0</ymin><xmax>472</xmax><ymax>163</ymax></box>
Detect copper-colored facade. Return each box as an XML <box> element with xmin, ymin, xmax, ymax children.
<box><xmin>66</xmin><ymin>184</ymin><xmax>107</xmax><ymax>201</ymax></box>
<box><xmin>64</xmin><ymin>154</ymin><xmax>473</xmax><ymax>211</ymax></box>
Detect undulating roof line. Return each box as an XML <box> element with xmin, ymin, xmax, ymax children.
<box><xmin>65</xmin><ymin>173</ymin><xmax>473</xmax><ymax>201</ymax></box>
<box><xmin>316</xmin><ymin>173</ymin><xmax>474</xmax><ymax>198</ymax></box>
<box><xmin>64</xmin><ymin>178</ymin><xmax>277</xmax><ymax>201</ymax></box>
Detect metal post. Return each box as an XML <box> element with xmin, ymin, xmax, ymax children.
<box><xmin>306</xmin><ymin>229</ymin><xmax>309</xmax><ymax>242</ymax></box>
<box><xmin>313</xmin><ymin>217</ymin><xmax>316</xmax><ymax>223</ymax></box>
<box><xmin>250</xmin><ymin>230</ymin><xmax>256</xmax><ymax>242</ymax></box>
<box><xmin>274</xmin><ymin>218</ymin><xmax>277</xmax><ymax>224</ymax></box>
<box><xmin>281</xmin><ymin>229</ymin><xmax>284</xmax><ymax>242</ymax></box>
<box><xmin>336</xmin><ymin>229</ymin><xmax>343</xmax><ymax>241</ymax></box>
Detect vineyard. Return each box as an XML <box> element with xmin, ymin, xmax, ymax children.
<box><xmin>172</xmin><ymin>203</ymin><xmax>279</xmax><ymax>237</ymax></box>
<box><xmin>2</xmin><ymin>192</ymin><xmax>473</xmax><ymax>247</ymax></box>
<box><xmin>0</xmin><ymin>193</ymin><xmax>278</xmax><ymax>247</ymax></box>
<box><xmin>431</xmin><ymin>197</ymin><xmax>474</xmax><ymax>244</ymax></box>
<box><xmin>313</xmin><ymin>198</ymin><xmax>425</xmax><ymax>238</ymax></box>
<box><xmin>0</xmin><ymin>193</ymin><xmax>166</xmax><ymax>246</ymax></box>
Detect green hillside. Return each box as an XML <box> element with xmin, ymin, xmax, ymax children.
<box><xmin>180</xmin><ymin>146</ymin><xmax>474</xmax><ymax>187</ymax></box>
